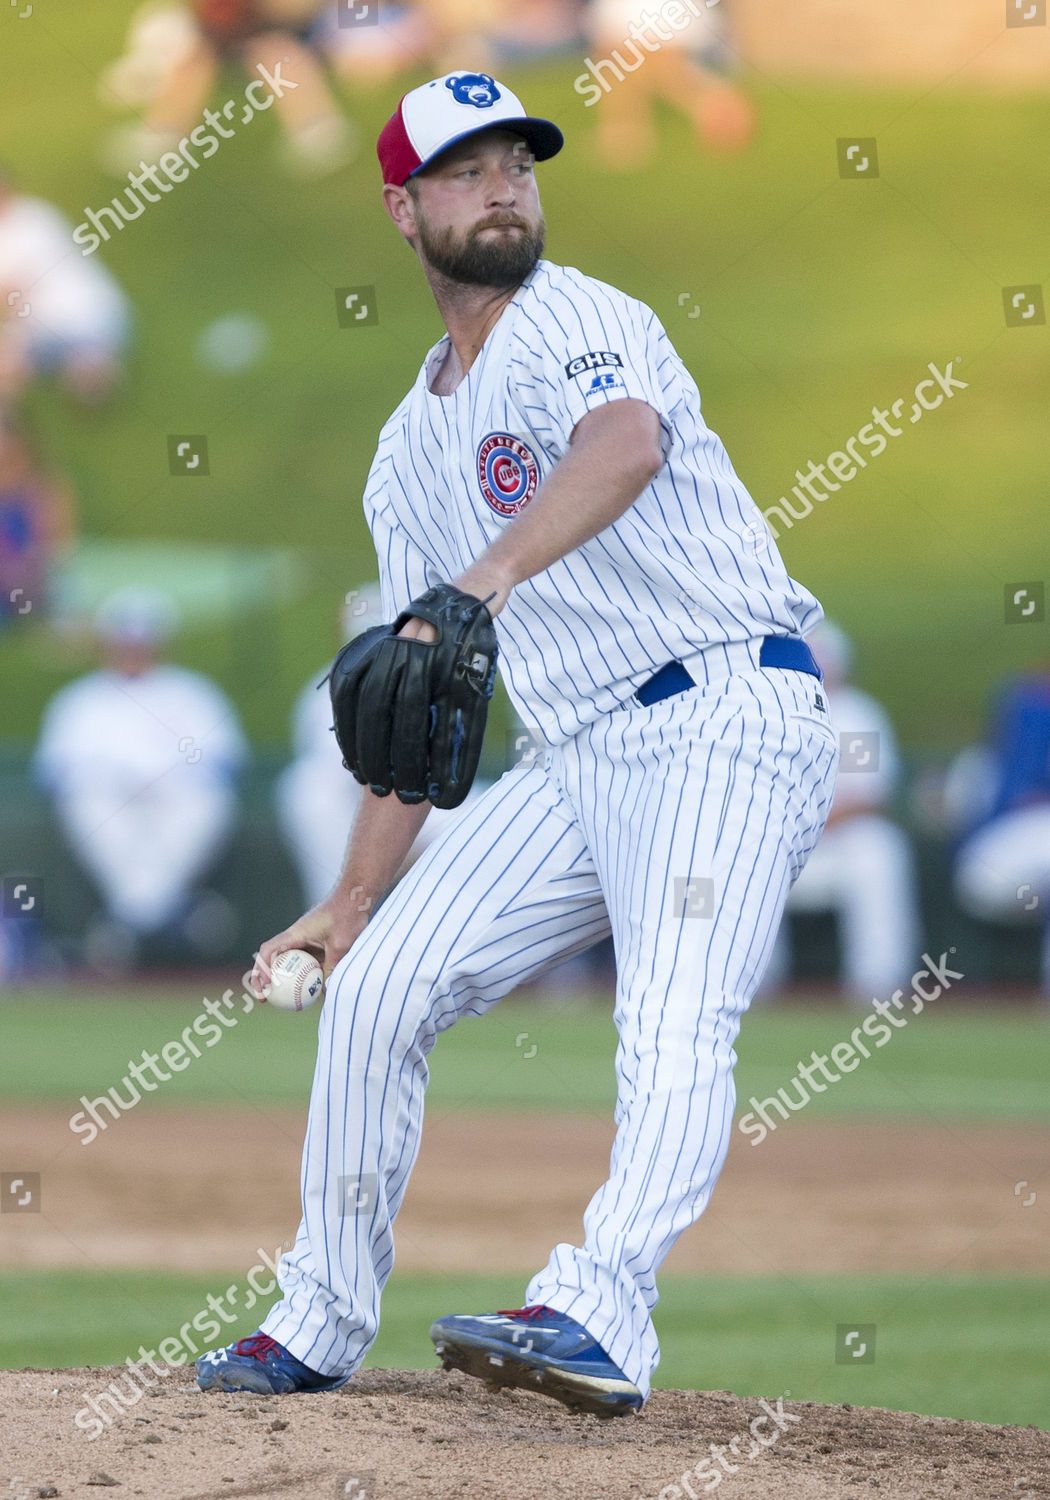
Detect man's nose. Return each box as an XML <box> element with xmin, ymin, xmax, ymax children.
<box><xmin>483</xmin><ymin>168</ymin><xmax>516</xmax><ymax>206</ymax></box>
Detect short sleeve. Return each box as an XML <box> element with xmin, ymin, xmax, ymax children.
<box><xmin>519</xmin><ymin>276</ymin><xmax>676</xmax><ymax>457</ymax></box>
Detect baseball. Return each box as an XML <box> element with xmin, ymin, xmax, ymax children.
<box><xmin>262</xmin><ymin>949</ymin><xmax>325</xmax><ymax>1012</ymax></box>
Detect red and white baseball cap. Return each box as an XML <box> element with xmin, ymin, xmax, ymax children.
<box><xmin>377</xmin><ymin>71</ymin><xmax>563</xmax><ymax>188</ymax></box>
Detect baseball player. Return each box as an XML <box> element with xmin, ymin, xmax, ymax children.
<box><xmin>951</xmin><ymin>662</ymin><xmax>1050</xmax><ymax>991</ymax></box>
<box><xmin>34</xmin><ymin>588</ymin><xmax>246</xmax><ymax>960</ymax></box>
<box><xmin>0</xmin><ymin>165</ymin><xmax>130</xmax><ymax>405</ymax></box>
<box><xmin>198</xmin><ymin>71</ymin><xmax>838</xmax><ymax>1415</ymax></box>
<box><xmin>765</xmin><ymin>620</ymin><xmax>919</xmax><ymax>1001</ymax></box>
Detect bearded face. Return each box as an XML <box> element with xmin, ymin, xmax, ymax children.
<box><xmin>412</xmin><ymin>200</ymin><xmax>546</xmax><ymax>289</ymax></box>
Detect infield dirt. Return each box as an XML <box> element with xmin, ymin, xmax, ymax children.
<box><xmin>6</xmin><ymin>1365</ymin><xmax>1050</xmax><ymax>1500</ymax></box>
<box><xmin>5</xmin><ymin>1105</ymin><xmax>1049</xmax><ymax>1498</ymax></box>
<box><xmin>3</xmin><ymin>1107</ymin><xmax>1048</xmax><ymax>1276</ymax></box>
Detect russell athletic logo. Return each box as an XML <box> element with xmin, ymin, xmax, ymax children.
<box><xmin>477</xmin><ymin>433</ymin><xmax>540</xmax><ymax>516</ymax></box>
<box><xmin>446</xmin><ymin>73</ymin><xmax>501</xmax><ymax>108</ymax></box>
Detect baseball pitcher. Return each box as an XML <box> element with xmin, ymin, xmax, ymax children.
<box><xmin>197</xmin><ymin>71</ymin><xmax>838</xmax><ymax>1416</ymax></box>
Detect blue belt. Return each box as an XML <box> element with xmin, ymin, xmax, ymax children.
<box><xmin>635</xmin><ymin>636</ymin><xmax>821</xmax><ymax>708</ymax></box>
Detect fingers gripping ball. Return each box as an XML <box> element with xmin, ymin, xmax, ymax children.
<box><xmin>327</xmin><ymin>583</ymin><xmax>499</xmax><ymax>810</ymax></box>
<box><xmin>263</xmin><ymin>949</ymin><xmax>325</xmax><ymax>1012</ymax></box>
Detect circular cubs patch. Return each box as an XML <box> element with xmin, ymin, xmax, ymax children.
<box><xmin>477</xmin><ymin>433</ymin><xmax>540</xmax><ymax>517</ymax></box>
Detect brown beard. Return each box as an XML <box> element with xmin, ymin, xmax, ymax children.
<box><xmin>415</xmin><ymin>209</ymin><xmax>546</xmax><ymax>289</ymax></box>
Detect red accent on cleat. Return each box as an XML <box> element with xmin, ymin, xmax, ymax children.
<box><xmin>495</xmin><ymin>1305</ymin><xmax>558</xmax><ymax>1321</ymax></box>
<box><xmin>232</xmin><ymin>1334</ymin><xmax>284</xmax><ymax>1361</ymax></box>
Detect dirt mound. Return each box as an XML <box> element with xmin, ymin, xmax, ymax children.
<box><xmin>4</xmin><ymin>1367</ymin><xmax>1048</xmax><ymax>1500</ymax></box>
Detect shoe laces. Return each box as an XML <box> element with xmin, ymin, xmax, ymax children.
<box><xmin>233</xmin><ymin>1333</ymin><xmax>282</xmax><ymax>1362</ymax></box>
<box><xmin>496</xmin><ymin>1304</ymin><xmax>558</xmax><ymax>1322</ymax></box>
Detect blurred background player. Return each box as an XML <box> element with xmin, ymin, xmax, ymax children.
<box><xmin>0</xmin><ymin>165</ymin><xmax>131</xmax><ymax>406</ymax></box>
<box><xmin>33</xmin><ymin>588</ymin><xmax>247</xmax><ymax>969</ymax></box>
<box><xmin>322</xmin><ymin>3</ymin><xmax>434</xmax><ymax>87</ymax></box>
<box><xmin>765</xmin><ymin>620</ymin><xmax>920</xmax><ymax>1001</ymax></box>
<box><xmin>321</xmin><ymin>0</ymin><xmax>582</xmax><ymax>88</ymax></box>
<box><xmin>412</xmin><ymin>0</ymin><xmax>582</xmax><ymax>72</ymax></box>
<box><xmin>581</xmin><ymin>0</ymin><xmax>755</xmax><ymax>170</ymax></box>
<box><xmin>0</xmin><ymin>414</ymin><xmax>76</xmax><ymax>627</ymax></box>
<box><xmin>951</xmin><ymin>661</ymin><xmax>1050</xmax><ymax>994</ymax></box>
<box><xmin>276</xmin><ymin>583</ymin><xmax>492</xmax><ymax>910</ymax></box>
<box><xmin>102</xmin><ymin>0</ymin><xmax>355</xmax><ymax>178</ymax></box>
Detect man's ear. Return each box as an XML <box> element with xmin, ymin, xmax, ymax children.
<box><xmin>382</xmin><ymin>183</ymin><xmax>416</xmax><ymax>239</ymax></box>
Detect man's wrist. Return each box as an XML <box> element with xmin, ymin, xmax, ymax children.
<box><xmin>331</xmin><ymin>881</ymin><xmax>380</xmax><ymax>919</ymax></box>
<box><xmin>454</xmin><ymin>561</ymin><xmax>516</xmax><ymax>617</ymax></box>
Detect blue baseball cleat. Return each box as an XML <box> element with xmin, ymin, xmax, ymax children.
<box><xmin>196</xmin><ymin>1332</ymin><xmax>350</xmax><ymax>1395</ymax></box>
<box><xmin>429</xmin><ymin>1305</ymin><xmax>643</xmax><ymax>1417</ymax></box>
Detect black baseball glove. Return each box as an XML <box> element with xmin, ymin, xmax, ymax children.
<box><xmin>327</xmin><ymin>583</ymin><xmax>499</xmax><ymax>810</ymax></box>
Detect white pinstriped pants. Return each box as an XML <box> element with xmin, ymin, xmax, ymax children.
<box><xmin>262</xmin><ymin>659</ymin><xmax>838</xmax><ymax>1395</ymax></box>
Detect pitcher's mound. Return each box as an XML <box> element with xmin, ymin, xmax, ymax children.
<box><xmin>4</xmin><ymin>1366</ymin><xmax>1047</xmax><ymax>1499</ymax></box>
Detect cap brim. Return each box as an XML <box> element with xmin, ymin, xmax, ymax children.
<box><xmin>409</xmin><ymin>117</ymin><xmax>564</xmax><ymax>179</ymax></box>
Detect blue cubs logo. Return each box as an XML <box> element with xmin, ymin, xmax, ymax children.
<box><xmin>446</xmin><ymin>73</ymin><xmax>501</xmax><ymax>109</ymax></box>
<box><xmin>477</xmin><ymin>433</ymin><xmax>539</xmax><ymax>517</ymax></box>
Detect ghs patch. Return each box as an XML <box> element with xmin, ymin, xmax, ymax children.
<box><xmin>564</xmin><ymin>350</ymin><xmax>623</xmax><ymax>379</ymax></box>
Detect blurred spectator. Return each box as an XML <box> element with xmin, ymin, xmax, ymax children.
<box><xmin>582</xmin><ymin>0</ymin><xmax>755</xmax><ymax>170</ymax></box>
<box><xmin>952</xmin><ymin>665</ymin><xmax>1050</xmax><ymax>991</ymax></box>
<box><xmin>275</xmin><ymin>585</ymin><xmax>491</xmax><ymax>910</ymax></box>
<box><xmin>413</xmin><ymin>0</ymin><xmax>582</xmax><ymax>71</ymax></box>
<box><xmin>492</xmin><ymin>0</ymin><xmax>586</xmax><ymax>61</ymax></box>
<box><xmin>411</xmin><ymin>0</ymin><xmax>504</xmax><ymax>72</ymax></box>
<box><xmin>100</xmin><ymin>2</ymin><xmax>202</xmax><ymax>108</ymax></box>
<box><xmin>33</xmin><ymin>589</ymin><xmax>247</xmax><ymax>969</ymax></box>
<box><xmin>103</xmin><ymin>0</ymin><xmax>355</xmax><ymax>179</ymax></box>
<box><xmin>766</xmin><ymin>620</ymin><xmax>920</xmax><ymax>1001</ymax></box>
<box><xmin>0</xmin><ymin>166</ymin><xmax>131</xmax><ymax>405</ymax></box>
<box><xmin>323</xmin><ymin>0</ymin><xmax>583</xmax><ymax>85</ymax></box>
<box><xmin>0</xmin><ymin>414</ymin><xmax>75</xmax><ymax>626</ymax></box>
<box><xmin>323</xmin><ymin>3</ymin><xmax>439</xmax><ymax>84</ymax></box>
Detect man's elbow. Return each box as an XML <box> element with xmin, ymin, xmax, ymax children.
<box><xmin>636</xmin><ymin>440</ymin><xmax>665</xmax><ymax>483</ymax></box>
<box><xmin>620</xmin><ymin>434</ymin><xmax>664</xmax><ymax>490</ymax></box>
<box><xmin>623</xmin><ymin>406</ymin><xmax>666</xmax><ymax>483</ymax></box>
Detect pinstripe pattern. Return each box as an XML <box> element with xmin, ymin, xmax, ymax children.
<box><xmin>259</xmin><ymin>258</ymin><xmax>837</xmax><ymax>1397</ymax></box>
<box><xmin>363</xmin><ymin>259</ymin><xmax>823</xmax><ymax>745</ymax></box>
<box><xmin>261</xmin><ymin>663</ymin><xmax>837</xmax><ymax>1393</ymax></box>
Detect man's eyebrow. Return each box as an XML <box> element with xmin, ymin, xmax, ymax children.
<box><xmin>443</xmin><ymin>143</ymin><xmax>535</xmax><ymax>169</ymax></box>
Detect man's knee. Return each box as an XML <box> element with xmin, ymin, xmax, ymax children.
<box><xmin>327</xmin><ymin>926</ymin><xmax>443</xmax><ymax>1054</ymax></box>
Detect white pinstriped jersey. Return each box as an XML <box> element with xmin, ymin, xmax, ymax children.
<box><xmin>362</xmin><ymin>258</ymin><xmax>823</xmax><ymax>745</ymax></box>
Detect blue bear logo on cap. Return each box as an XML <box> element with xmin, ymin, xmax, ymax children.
<box><xmin>446</xmin><ymin>73</ymin><xmax>501</xmax><ymax>109</ymax></box>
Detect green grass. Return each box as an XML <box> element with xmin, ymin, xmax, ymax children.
<box><xmin>3</xmin><ymin>991</ymin><xmax>1048</xmax><ymax>1119</ymax></box>
<box><xmin>4</xmin><ymin>995</ymin><xmax>1048</xmax><ymax>1426</ymax></box>
<box><xmin>0</xmin><ymin>4</ymin><xmax>1048</xmax><ymax>747</ymax></box>
<box><xmin>4</xmin><ymin>1268</ymin><xmax>1047</xmax><ymax>1429</ymax></box>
